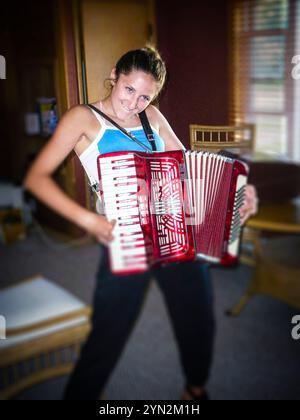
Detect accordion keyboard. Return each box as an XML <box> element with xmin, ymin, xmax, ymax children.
<box><xmin>98</xmin><ymin>154</ymin><xmax>149</xmax><ymax>274</ymax></box>
<box><xmin>227</xmin><ymin>175</ymin><xmax>247</xmax><ymax>259</ymax></box>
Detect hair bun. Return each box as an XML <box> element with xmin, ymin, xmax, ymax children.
<box><xmin>114</xmin><ymin>47</ymin><xmax>167</xmax><ymax>97</ymax></box>
<box><xmin>143</xmin><ymin>44</ymin><xmax>161</xmax><ymax>58</ymax></box>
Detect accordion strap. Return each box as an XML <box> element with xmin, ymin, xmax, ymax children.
<box><xmin>139</xmin><ymin>110</ymin><xmax>157</xmax><ymax>151</ymax></box>
<box><xmin>87</xmin><ymin>104</ymin><xmax>155</xmax><ymax>153</ymax></box>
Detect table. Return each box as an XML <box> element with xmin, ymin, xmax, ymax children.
<box><xmin>246</xmin><ymin>198</ymin><xmax>300</xmax><ymax>234</ymax></box>
<box><xmin>228</xmin><ymin>198</ymin><xmax>300</xmax><ymax>316</ymax></box>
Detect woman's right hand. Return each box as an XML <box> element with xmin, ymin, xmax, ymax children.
<box><xmin>82</xmin><ymin>212</ymin><xmax>117</xmax><ymax>246</ymax></box>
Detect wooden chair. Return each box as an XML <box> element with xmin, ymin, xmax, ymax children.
<box><xmin>189</xmin><ymin>123</ymin><xmax>256</xmax><ymax>266</ymax></box>
<box><xmin>189</xmin><ymin>124</ymin><xmax>255</xmax><ymax>153</ymax></box>
<box><xmin>0</xmin><ymin>275</ymin><xmax>91</xmax><ymax>400</ymax></box>
<box><xmin>228</xmin><ymin>235</ymin><xmax>300</xmax><ymax>316</ymax></box>
<box><xmin>239</xmin><ymin>226</ymin><xmax>261</xmax><ymax>267</ymax></box>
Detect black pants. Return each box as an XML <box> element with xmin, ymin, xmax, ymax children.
<box><xmin>64</xmin><ymin>246</ymin><xmax>216</xmax><ymax>400</ymax></box>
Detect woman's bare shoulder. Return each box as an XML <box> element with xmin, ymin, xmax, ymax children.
<box><xmin>57</xmin><ymin>104</ymin><xmax>99</xmax><ymax>140</ymax></box>
<box><xmin>145</xmin><ymin>104</ymin><xmax>163</xmax><ymax>131</ymax></box>
<box><xmin>146</xmin><ymin>104</ymin><xmax>161</xmax><ymax>118</ymax></box>
<box><xmin>145</xmin><ymin>105</ymin><xmax>185</xmax><ymax>151</ymax></box>
<box><xmin>61</xmin><ymin>104</ymin><xmax>94</xmax><ymax>125</ymax></box>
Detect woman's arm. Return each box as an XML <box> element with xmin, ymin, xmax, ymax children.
<box><xmin>23</xmin><ymin>105</ymin><xmax>116</xmax><ymax>245</ymax></box>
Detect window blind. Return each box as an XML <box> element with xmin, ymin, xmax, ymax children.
<box><xmin>229</xmin><ymin>0</ymin><xmax>300</xmax><ymax>161</ymax></box>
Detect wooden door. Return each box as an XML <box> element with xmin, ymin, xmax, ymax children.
<box><xmin>78</xmin><ymin>0</ymin><xmax>156</xmax><ymax>103</ymax></box>
<box><xmin>72</xmin><ymin>0</ymin><xmax>156</xmax><ymax>214</ymax></box>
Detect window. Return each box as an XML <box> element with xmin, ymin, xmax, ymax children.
<box><xmin>230</xmin><ymin>0</ymin><xmax>300</xmax><ymax>161</ymax></box>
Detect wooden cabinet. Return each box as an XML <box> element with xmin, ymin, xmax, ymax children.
<box><xmin>18</xmin><ymin>57</ymin><xmax>57</xmax><ymax>174</ymax></box>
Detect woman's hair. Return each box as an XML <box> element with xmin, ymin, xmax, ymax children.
<box><xmin>113</xmin><ymin>46</ymin><xmax>167</xmax><ymax>97</ymax></box>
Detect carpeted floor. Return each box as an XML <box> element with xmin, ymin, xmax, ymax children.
<box><xmin>1</xmin><ymin>227</ymin><xmax>300</xmax><ymax>400</ymax></box>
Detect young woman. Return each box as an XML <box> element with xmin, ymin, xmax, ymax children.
<box><xmin>24</xmin><ymin>47</ymin><xmax>258</xmax><ymax>400</ymax></box>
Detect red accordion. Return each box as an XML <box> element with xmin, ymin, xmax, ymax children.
<box><xmin>97</xmin><ymin>150</ymin><xmax>249</xmax><ymax>275</ymax></box>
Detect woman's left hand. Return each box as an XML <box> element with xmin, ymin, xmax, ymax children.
<box><xmin>240</xmin><ymin>184</ymin><xmax>259</xmax><ymax>226</ymax></box>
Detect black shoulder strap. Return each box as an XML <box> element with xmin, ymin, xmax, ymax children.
<box><xmin>86</xmin><ymin>104</ymin><xmax>153</xmax><ymax>153</ymax></box>
<box><xmin>138</xmin><ymin>110</ymin><xmax>157</xmax><ymax>152</ymax></box>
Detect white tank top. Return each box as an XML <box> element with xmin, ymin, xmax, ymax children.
<box><xmin>77</xmin><ymin>105</ymin><xmax>165</xmax><ymax>214</ymax></box>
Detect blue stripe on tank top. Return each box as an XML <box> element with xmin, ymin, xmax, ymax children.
<box><xmin>97</xmin><ymin>128</ymin><xmax>165</xmax><ymax>154</ymax></box>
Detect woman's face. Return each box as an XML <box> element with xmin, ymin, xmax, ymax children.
<box><xmin>109</xmin><ymin>69</ymin><xmax>159</xmax><ymax>121</ymax></box>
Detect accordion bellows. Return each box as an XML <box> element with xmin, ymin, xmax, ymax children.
<box><xmin>97</xmin><ymin>150</ymin><xmax>249</xmax><ymax>275</ymax></box>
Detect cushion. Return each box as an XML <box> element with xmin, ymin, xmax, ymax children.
<box><xmin>0</xmin><ymin>276</ymin><xmax>90</xmax><ymax>350</ymax></box>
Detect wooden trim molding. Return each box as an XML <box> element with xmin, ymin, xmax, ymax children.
<box><xmin>55</xmin><ymin>0</ymin><xmax>89</xmax><ymax>235</ymax></box>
